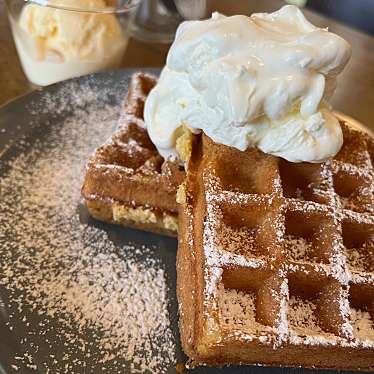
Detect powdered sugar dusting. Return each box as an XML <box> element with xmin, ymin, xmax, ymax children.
<box><xmin>0</xmin><ymin>77</ymin><xmax>176</xmax><ymax>373</ymax></box>
<box><xmin>351</xmin><ymin>308</ymin><xmax>374</xmax><ymax>342</ymax></box>
<box><xmin>288</xmin><ymin>297</ymin><xmax>324</xmax><ymax>338</ymax></box>
<box><xmin>218</xmin><ymin>224</ymin><xmax>256</xmax><ymax>258</ymax></box>
<box><xmin>217</xmin><ymin>285</ymin><xmax>274</xmax><ymax>338</ymax></box>
<box><xmin>196</xmin><ymin>122</ymin><xmax>374</xmax><ymax>353</ymax></box>
<box><xmin>345</xmin><ymin>247</ymin><xmax>373</xmax><ymax>274</ymax></box>
<box><xmin>284</xmin><ymin>235</ymin><xmax>313</xmax><ymax>262</ymax></box>
<box><xmin>203</xmin><ymin>200</ymin><xmax>265</xmax><ymax>270</ymax></box>
<box><xmin>277</xmin><ymin>279</ymin><xmax>289</xmax><ymax>341</ymax></box>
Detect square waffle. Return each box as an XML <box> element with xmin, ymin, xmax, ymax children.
<box><xmin>177</xmin><ymin>122</ymin><xmax>374</xmax><ymax>370</ymax></box>
<box><xmin>81</xmin><ymin>73</ymin><xmax>184</xmax><ymax>236</ymax></box>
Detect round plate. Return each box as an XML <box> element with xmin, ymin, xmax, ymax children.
<box><xmin>0</xmin><ymin>69</ymin><xmax>365</xmax><ymax>374</ymax></box>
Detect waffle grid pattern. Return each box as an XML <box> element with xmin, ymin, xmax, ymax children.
<box><xmin>93</xmin><ymin>72</ymin><xmax>163</xmax><ymax>177</ymax></box>
<box><xmin>81</xmin><ymin>73</ymin><xmax>184</xmax><ymax>235</ymax></box>
<box><xmin>201</xmin><ymin>123</ymin><xmax>374</xmax><ymax>348</ymax></box>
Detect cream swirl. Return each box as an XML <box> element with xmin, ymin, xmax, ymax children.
<box><xmin>145</xmin><ymin>5</ymin><xmax>351</xmax><ymax>162</ymax></box>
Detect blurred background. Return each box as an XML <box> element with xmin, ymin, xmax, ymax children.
<box><xmin>292</xmin><ymin>0</ymin><xmax>374</xmax><ymax>35</ymax></box>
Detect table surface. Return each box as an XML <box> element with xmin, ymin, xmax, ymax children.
<box><xmin>1</xmin><ymin>0</ymin><xmax>373</xmax><ymax>129</ymax></box>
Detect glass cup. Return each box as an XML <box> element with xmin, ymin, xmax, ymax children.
<box><xmin>129</xmin><ymin>0</ymin><xmax>209</xmax><ymax>43</ymax></box>
<box><xmin>5</xmin><ymin>0</ymin><xmax>140</xmax><ymax>86</ymax></box>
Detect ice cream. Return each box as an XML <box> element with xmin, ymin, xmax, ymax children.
<box><xmin>144</xmin><ymin>5</ymin><xmax>351</xmax><ymax>163</ymax></box>
<box><xmin>11</xmin><ymin>0</ymin><xmax>128</xmax><ymax>86</ymax></box>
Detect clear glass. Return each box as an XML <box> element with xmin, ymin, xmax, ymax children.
<box><xmin>129</xmin><ymin>0</ymin><xmax>209</xmax><ymax>44</ymax></box>
<box><xmin>5</xmin><ymin>0</ymin><xmax>140</xmax><ymax>86</ymax></box>
<box><xmin>129</xmin><ymin>0</ymin><xmax>181</xmax><ymax>44</ymax></box>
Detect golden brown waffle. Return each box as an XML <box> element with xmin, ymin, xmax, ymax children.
<box><xmin>81</xmin><ymin>73</ymin><xmax>184</xmax><ymax>236</ymax></box>
<box><xmin>177</xmin><ymin>122</ymin><xmax>374</xmax><ymax>370</ymax></box>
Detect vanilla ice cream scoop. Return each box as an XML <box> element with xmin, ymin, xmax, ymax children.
<box><xmin>144</xmin><ymin>5</ymin><xmax>351</xmax><ymax>163</ymax></box>
<box><xmin>12</xmin><ymin>0</ymin><xmax>128</xmax><ymax>85</ymax></box>
<box><xmin>19</xmin><ymin>0</ymin><xmax>125</xmax><ymax>61</ymax></box>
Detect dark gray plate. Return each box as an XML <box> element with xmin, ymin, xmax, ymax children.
<box><xmin>0</xmin><ymin>69</ymin><xmax>359</xmax><ymax>374</ymax></box>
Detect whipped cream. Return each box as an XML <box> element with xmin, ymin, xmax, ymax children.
<box><xmin>12</xmin><ymin>0</ymin><xmax>127</xmax><ymax>86</ymax></box>
<box><xmin>144</xmin><ymin>5</ymin><xmax>351</xmax><ymax>163</ymax></box>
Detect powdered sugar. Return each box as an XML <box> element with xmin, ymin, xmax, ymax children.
<box><xmin>217</xmin><ymin>285</ymin><xmax>274</xmax><ymax>338</ymax></box>
<box><xmin>351</xmin><ymin>308</ymin><xmax>374</xmax><ymax>342</ymax></box>
<box><xmin>203</xmin><ymin>202</ymin><xmax>265</xmax><ymax>270</ymax></box>
<box><xmin>284</xmin><ymin>235</ymin><xmax>313</xmax><ymax>262</ymax></box>
<box><xmin>0</xmin><ymin>76</ymin><xmax>176</xmax><ymax>373</ymax></box>
<box><xmin>288</xmin><ymin>297</ymin><xmax>324</xmax><ymax>336</ymax></box>
<box><xmin>219</xmin><ymin>225</ymin><xmax>256</xmax><ymax>257</ymax></box>
<box><xmin>345</xmin><ymin>248</ymin><xmax>371</xmax><ymax>273</ymax></box>
<box><xmin>275</xmin><ymin>279</ymin><xmax>289</xmax><ymax>343</ymax></box>
<box><xmin>197</xmin><ymin>123</ymin><xmax>374</xmax><ymax>353</ymax></box>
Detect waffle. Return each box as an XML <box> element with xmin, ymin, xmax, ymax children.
<box><xmin>177</xmin><ymin>122</ymin><xmax>374</xmax><ymax>370</ymax></box>
<box><xmin>81</xmin><ymin>73</ymin><xmax>184</xmax><ymax>236</ymax></box>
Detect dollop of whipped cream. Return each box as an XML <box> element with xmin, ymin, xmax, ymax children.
<box><xmin>144</xmin><ymin>5</ymin><xmax>351</xmax><ymax>163</ymax></box>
